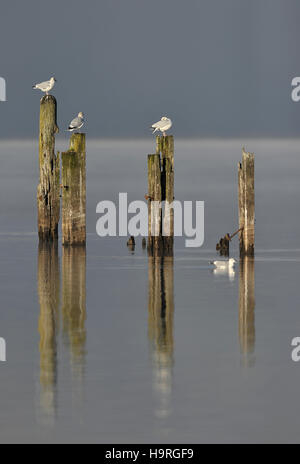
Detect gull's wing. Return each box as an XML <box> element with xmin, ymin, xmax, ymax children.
<box><xmin>69</xmin><ymin>116</ymin><xmax>83</xmax><ymax>128</ymax></box>
<box><xmin>151</xmin><ymin>120</ymin><xmax>165</xmax><ymax>129</ymax></box>
<box><xmin>36</xmin><ymin>79</ymin><xmax>51</xmax><ymax>91</ymax></box>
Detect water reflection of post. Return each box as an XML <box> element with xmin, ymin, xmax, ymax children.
<box><xmin>239</xmin><ymin>257</ymin><xmax>255</xmax><ymax>366</ymax></box>
<box><xmin>62</xmin><ymin>246</ymin><xmax>86</xmax><ymax>385</ymax></box>
<box><xmin>37</xmin><ymin>241</ymin><xmax>60</xmax><ymax>423</ymax></box>
<box><xmin>148</xmin><ymin>255</ymin><xmax>174</xmax><ymax>418</ymax></box>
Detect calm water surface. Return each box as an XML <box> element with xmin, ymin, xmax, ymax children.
<box><xmin>0</xmin><ymin>139</ymin><xmax>299</xmax><ymax>443</ymax></box>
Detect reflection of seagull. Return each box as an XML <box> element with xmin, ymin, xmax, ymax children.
<box><xmin>210</xmin><ymin>258</ymin><xmax>237</xmax><ymax>269</ymax></box>
<box><xmin>150</xmin><ymin>116</ymin><xmax>172</xmax><ymax>136</ymax></box>
<box><xmin>32</xmin><ymin>77</ymin><xmax>56</xmax><ymax>95</ymax></box>
<box><xmin>213</xmin><ymin>267</ymin><xmax>236</xmax><ymax>282</ymax></box>
<box><xmin>67</xmin><ymin>112</ymin><xmax>84</xmax><ymax>132</ymax></box>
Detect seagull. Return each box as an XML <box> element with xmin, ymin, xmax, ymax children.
<box><xmin>67</xmin><ymin>112</ymin><xmax>84</xmax><ymax>132</ymax></box>
<box><xmin>150</xmin><ymin>116</ymin><xmax>172</xmax><ymax>136</ymax></box>
<box><xmin>32</xmin><ymin>76</ymin><xmax>56</xmax><ymax>95</ymax></box>
<box><xmin>209</xmin><ymin>258</ymin><xmax>237</xmax><ymax>269</ymax></box>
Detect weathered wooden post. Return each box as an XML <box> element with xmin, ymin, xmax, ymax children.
<box><xmin>238</xmin><ymin>148</ymin><xmax>255</xmax><ymax>257</ymax></box>
<box><xmin>61</xmin><ymin>133</ymin><xmax>86</xmax><ymax>246</ymax></box>
<box><xmin>160</xmin><ymin>136</ymin><xmax>174</xmax><ymax>254</ymax></box>
<box><xmin>239</xmin><ymin>257</ymin><xmax>255</xmax><ymax>366</ymax></box>
<box><xmin>147</xmin><ymin>135</ymin><xmax>174</xmax><ymax>256</ymax></box>
<box><xmin>147</xmin><ymin>153</ymin><xmax>163</xmax><ymax>255</ymax></box>
<box><xmin>37</xmin><ymin>95</ymin><xmax>60</xmax><ymax>240</ymax></box>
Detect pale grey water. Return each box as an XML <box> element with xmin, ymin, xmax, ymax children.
<box><xmin>0</xmin><ymin>139</ymin><xmax>300</xmax><ymax>443</ymax></box>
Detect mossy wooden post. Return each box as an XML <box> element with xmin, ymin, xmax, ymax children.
<box><xmin>62</xmin><ymin>133</ymin><xmax>86</xmax><ymax>246</ymax></box>
<box><xmin>238</xmin><ymin>148</ymin><xmax>255</xmax><ymax>257</ymax></box>
<box><xmin>37</xmin><ymin>95</ymin><xmax>60</xmax><ymax>240</ymax></box>
<box><xmin>160</xmin><ymin>135</ymin><xmax>174</xmax><ymax>255</ymax></box>
<box><xmin>147</xmin><ymin>153</ymin><xmax>162</xmax><ymax>255</ymax></box>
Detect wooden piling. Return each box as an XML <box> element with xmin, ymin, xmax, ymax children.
<box><xmin>160</xmin><ymin>136</ymin><xmax>174</xmax><ymax>254</ymax></box>
<box><xmin>37</xmin><ymin>95</ymin><xmax>60</xmax><ymax>240</ymax></box>
<box><xmin>62</xmin><ymin>133</ymin><xmax>86</xmax><ymax>246</ymax></box>
<box><xmin>238</xmin><ymin>148</ymin><xmax>255</xmax><ymax>257</ymax></box>
<box><xmin>147</xmin><ymin>153</ymin><xmax>163</xmax><ymax>255</ymax></box>
<box><xmin>147</xmin><ymin>135</ymin><xmax>174</xmax><ymax>256</ymax></box>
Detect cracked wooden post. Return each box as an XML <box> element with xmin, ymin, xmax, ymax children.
<box><xmin>238</xmin><ymin>148</ymin><xmax>255</xmax><ymax>257</ymax></box>
<box><xmin>147</xmin><ymin>153</ymin><xmax>163</xmax><ymax>255</ymax></box>
<box><xmin>62</xmin><ymin>133</ymin><xmax>86</xmax><ymax>246</ymax></box>
<box><xmin>37</xmin><ymin>95</ymin><xmax>60</xmax><ymax>240</ymax></box>
<box><xmin>160</xmin><ymin>135</ymin><xmax>174</xmax><ymax>255</ymax></box>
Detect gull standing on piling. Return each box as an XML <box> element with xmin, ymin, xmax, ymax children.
<box><xmin>32</xmin><ymin>77</ymin><xmax>56</xmax><ymax>95</ymax></box>
<box><xmin>67</xmin><ymin>112</ymin><xmax>84</xmax><ymax>132</ymax></box>
<box><xmin>150</xmin><ymin>116</ymin><xmax>172</xmax><ymax>136</ymax></box>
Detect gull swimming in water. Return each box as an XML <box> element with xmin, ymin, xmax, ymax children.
<box><xmin>150</xmin><ymin>116</ymin><xmax>172</xmax><ymax>136</ymax></box>
<box><xmin>210</xmin><ymin>258</ymin><xmax>237</xmax><ymax>269</ymax></box>
<box><xmin>67</xmin><ymin>112</ymin><xmax>84</xmax><ymax>132</ymax></box>
<box><xmin>32</xmin><ymin>77</ymin><xmax>56</xmax><ymax>95</ymax></box>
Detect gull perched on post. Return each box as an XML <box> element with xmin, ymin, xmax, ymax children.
<box><xmin>32</xmin><ymin>77</ymin><xmax>56</xmax><ymax>95</ymax></box>
<box><xmin>67</xmin><ymin>112</ymin><xmax>84</xmax><ymax>132</ymax></box>
<box><xmin>150</xmin><ymin>116</ymin><xmax>172</xmax><ymax>136</ymax></box>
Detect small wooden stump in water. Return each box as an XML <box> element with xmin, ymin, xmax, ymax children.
<box><xmin>238</xmin><ymin>148</ymin><xmax>255</xmax><ymax>257</ymax></box>
<box><xmin>216</xmin><ymin>228</ymin><xmax>243</xmax><ymax>256</ymax></box>
<box><xmin>37</xmin><ymin>95</ymin><xmax>60</xmax><ymax>240</ymax></box>
<box><xmin>216</xmin><ymin>233</ymin><xmax>230</xmax><ymax>256</ymax></box>
<box><xmin>61</xmin><ymin>133</ymin><xmax>86</xmax><ymax>246</ymax></box>
<box><xmin>127</xmin><ymin>236</ymin><xmax>135</xmax><ymax>251</ymax></box>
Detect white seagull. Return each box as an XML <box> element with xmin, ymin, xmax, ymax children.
<box><xmin>210</xmin><ymin>258</ymin><xmax>237</xmax><ymax>269</ymax></box>
<box><xmin>150</xmin><ymin>116</ymin><xmax>172</xmax><ymax>136</ymax></box>
<box><xmin>32</xmin><ymin>76</ymin><xmax>56</xmax><ymax>95</ymax></box>
<box><xmin>67</xmin><ymin>112</ymin><xmax>84</xmax><ymax>132</ymax></box>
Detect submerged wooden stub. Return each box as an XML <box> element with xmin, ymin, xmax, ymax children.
<box><xmin>238</xmin><ymin>148</ymin><xmax>255</xmax><ymax>257</ymax></box>
<box><xmin>37</xmin><ymin>95</ymin><xmax>60</xmax><ymax>240</ymax></box>
<box><xmin>239</xmin><ymin>257</ymin><xmax>255</xmax><ymax>367</ymax></box>
<box><xmin>216</xmin><ymin>233</ymin><xmax>230</xmax><ymax>256</ymax></box>
<box><xmin>147</xmin><ymin>135</ymin><xmax>174</xmax><ymax>256</ymax></box>
<box><xmin>147</xmin><ymin>153</ymin><xmax>163</xmax><ymax>255</ymax></box>
<box><xmin>62</xmin><ymin>133</ymin><xmax>86</xmax><ymax>246</ymax></box>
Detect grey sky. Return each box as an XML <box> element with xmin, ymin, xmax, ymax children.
<box><xmin>1</xmin><ymin>0</ymin><xmax>300</xmax><ymax>138</ymax></box>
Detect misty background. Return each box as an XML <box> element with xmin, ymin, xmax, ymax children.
<box><xmin>1</xmin><ymin>0</ymin><xmax>300</xmax><ymax>138</ymax></box>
